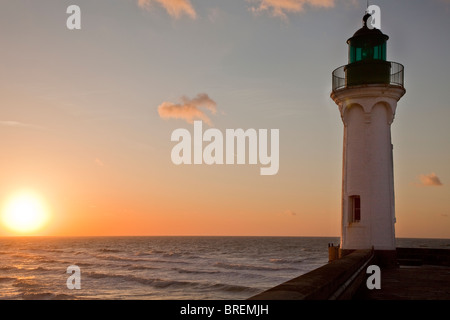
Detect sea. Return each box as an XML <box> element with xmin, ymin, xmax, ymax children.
<box><xmin>0</xmin><ymin>236</ymin><xmax>449</xmax><ymax>300</ymax></box>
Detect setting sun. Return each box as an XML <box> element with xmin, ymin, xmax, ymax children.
<box><xmin>2</xmin><ymin>191</ymin><xmax>49</xmax><ymax>234</ymax></box>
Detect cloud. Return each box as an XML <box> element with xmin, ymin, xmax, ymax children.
<box><xmin>248</xmin><ymin>0</ymin><xmax>335</xmax><ymax>19</ymax></box>
<box><xmin>285</xmin><ymin>209</ymin><xmax>297</xmax><ymax>216</ymax></box>
<box><xmin>0</xmin><ymin>120</ymin><xmax>44</xmax><ymax>130</ymax></box>
<box><xmin>418</xmin><ymin>173</ymin><xmax>443</xmax><ymax>186</ymax></box>
<box><xmin>158</xmin><ymin>93</ymin><xmax>217</xmax><ymax>126</ymax></box>
<box><xmin>95</xmin><ymin>158</ymin><xmax>104</xmax><ymax>167</ymax></box>
<box><xmin>207</xmin><ymin>8</ymin><xmax>223</xmax><ymax>23</ymax></box>
<box><xmin>137</xmin><ymin>0</ymin><xmax>197</xmax><ymax>19</ymax></box>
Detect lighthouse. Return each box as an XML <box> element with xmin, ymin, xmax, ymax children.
<box><xmin>330</xmin><ymin>11</ymin><xmax>405</xmax><ymax>262</ymax></box>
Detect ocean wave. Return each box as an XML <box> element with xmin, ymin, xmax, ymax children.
<box><xmin>95</xmin><ymin>254</ymin><xmax>148</xmax><ymax>263</ymax></box>
<box><xmin>214</xmin><ymin>262</ymin><xmax>296</xmax><ymax>272</ymax></box>
<box><xmin>11</xmin><ymin>253</ymin><xmax>35</xmax><ymax>259</ymax></box>
<box><xmin>26</xmin><ymin>266</ymin><xmax>52</xmax><ymax>272</ymax></box>
<box><xmin>134</xmin><ymin>251</ymin><xmax>153</xmax><ymax>257</ymax></box>
<box><xmin>94</xmin><ymin>253</ymin><xmax>192</xmax><ymax>265</ymax></box>
<box><xmin>97</xmin><ymin>248</ymin><xmax>122</xmax><ymax>253</ymax></box>
<box><xmin>133</xmin><ymin>249</ymin><xmax>166</xmax><ymax>256</ymax></box>
<box><xmin>72</xmin><ymin>262</ymin><xmax>96</xmax><ymax>267</ymax></box>
<box><xmin>162</xmin><ymin>252</ymin><xmax>201</xmax><ymax>260</ymax></box>
<box><xmin>13</xmin><ymin>278</ymin><xmax>39</xmax><ymax>289</ymax></box>
<box><xmin>162</xmin><ymin>252</ymin><xmax>182</xmax><ymax>258</ymax></box>
<box><xmin>172</xmin><ymin>268</ymin><xmax>221</xmax><ymax>275</ymax></box>
<box><xmin>0</xmin><ymin>276</ymin><xmax>15</xmax><ymax>283</ymax></box>
<box><xmin>134</xmin><ymin>250</ymin><xmax>200</xmax><ymax>260</ymax></box>
<box><xmin>84</xmin><ymin>271</ymin><xmax>260</xmax><ymax>294</ymax></box>
<box><xmin>0</xmin><ymin>266</ymin><xmax>15</xmax><ymax>271</ymax></box>
<box><xmin>33</xmin><ymin>256</ymin><xmax>61</xmax><ymax>264</ymax></box>
<box><xmin>84</xmin><ymin>271</ymin><xmax>199</xmax><ymax>289</ymax></box>
<box><xmin>127</xmin><ymin>264</ymin><xmax>160</xmax><ymax>271</ymax></box>
<box><xmin>269</xmin><ymin>258</ymin><xmax>303</xmax><ymax>264</ymax></box>
<box><xmin>208</xmin><ymin>283</ymin><xmax>261</xmax><ymax>294</ymax></box>
<box><xmin>0</xmin><ymin>265</ymin><xmax>51</xmax><ymax>273</ymax></box>
<box><xmin>21</xmin><ymin>292</ymin><xmax>75</xmax><ymax>300</ymax></box>
<box><xmin>146</xmin><ymin>259</ymin><xmax>190</xmax><ymax>265</ymax></box>
<box><xmin>9</xmin><ymin>253</ymin><xmax>60</xmax><ymax>264</ymax></box>
<box><xmin>36</xmin><ymin>248</ymin><xmax>66</xmax><ymax>254</ymax></box>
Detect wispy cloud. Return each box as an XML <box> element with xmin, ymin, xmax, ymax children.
<box><xmin>207</xmin><ymin>8</ymin><xmax>223</xmax><ymax>23</ymax></box>
<box><xmin>285</xmin><ymin>209</ymin><xmax>297</xmax><ymax>216</ymax></box>
<box><xmin>0</xmin><ymin>120</ymin><xmax>44</xmax><ymax>130</ymax></box>
<box><xmin>137</xmin><ymin>0</ymin><xmax>197</xmax><ymax>19</ymax></box>
<box><xmin>95</xmin><ymin>158</ymin><xmax>105</xmax><ymax>167</ymax></box>
<box><xmin>417</xmin><ymin>172</ymin><xmax>443</xmax><ymax>186</ymax></box>
<box><xmin>248</xmin><ymin>0</ymin><xmax>335</xmax><ymax>20</ymax></box>
<box><xmin>158</xmin><ymin>93</ymin><xmax>217</xmax><ymax>126</ymax></box>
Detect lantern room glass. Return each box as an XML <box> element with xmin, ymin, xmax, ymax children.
<box><xmin>349</xmin><ymin>41</ymin><xmax>386</xmax><ymax>63</ymax></box>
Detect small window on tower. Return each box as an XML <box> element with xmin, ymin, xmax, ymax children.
<box><xmin>349</xmin><ymin>195</ymin><xmax>361</xmax><ymax>223</ymax></box>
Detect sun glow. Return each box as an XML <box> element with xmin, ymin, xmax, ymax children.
<box><xmin>2</xmin><ymin>191</ymin><xmax>49</xmax><ymax>234</ymax></box>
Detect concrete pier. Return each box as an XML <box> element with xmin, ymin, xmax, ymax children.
<box><xmin>354</xmin><ymin>264</ymin><xmax>450</xmax><ymax>300</ymax></box>
<box><xmin>249</xmin><ymin>249</ymin><xmax>375</xmax><ymax>300</ymax></box>
<box><xmin>355</xmin><ymin>248</ymin><xmax>450</xmax><ymax>300</ymax></box>
<box><xmin>249</xmin><ymin>248</ymin><xmax>450</xmax><ymax>300</ymax></box>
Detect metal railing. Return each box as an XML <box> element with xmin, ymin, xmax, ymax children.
<box><xmin>390</xmin><ymin>61</ymin><xmax>404</xmax><ymax>87</ymax></box>
<box><xmin>332</xmin><ymin>61</ymin><xmax>404</xmax><ymax>92</ymax></box>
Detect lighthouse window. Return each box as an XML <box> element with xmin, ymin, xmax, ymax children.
<box><xmin>349</xmin><ymin>195</ymin><xmax>361</xmax><ymax>223</ymax></box>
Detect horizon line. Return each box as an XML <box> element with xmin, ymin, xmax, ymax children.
<box><xmin>0</xmin><ymin>235</ymin><xmax>449</xmax><ymax>240</ymax></box>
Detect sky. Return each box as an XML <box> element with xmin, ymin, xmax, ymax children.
<box><xmin>0</xmin><ymin>0</ymin><xmax>449</xmax><ymax>238</ymax></box>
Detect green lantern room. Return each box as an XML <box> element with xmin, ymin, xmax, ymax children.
<box><xmin>345</xmin><ymin>13</ymin><xmax>391</xmax><ymax>87</ymax></box>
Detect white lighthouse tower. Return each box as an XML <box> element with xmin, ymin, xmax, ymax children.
<box><xmin>330</xmin><ymin>12</ymin><xmax>405</xmax><ymax>262</ymax></box>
